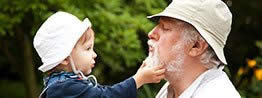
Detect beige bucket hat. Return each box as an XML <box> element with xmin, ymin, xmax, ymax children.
<box><xmin>148</xmin><ymin>0</ymin><xmax>232</xmax><ymax>65</ymax></box>
<box><xmin>33</xmin><ymin>11</ymin><xmax>92</xmax><ymax>72</ymax></box>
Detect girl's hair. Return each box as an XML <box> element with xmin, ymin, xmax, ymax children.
<box><xmin>77</xmin><ymin>28</ymin><xmax>93</xmax><ymax>46</ymax></box>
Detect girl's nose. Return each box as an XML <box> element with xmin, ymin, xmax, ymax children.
<box><xmin>93</xmin><ymin>51</ymin><xmax>97</xmax><ymax>59</ymax></box>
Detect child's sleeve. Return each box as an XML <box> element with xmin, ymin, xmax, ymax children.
<box><xmin>88</xmin><ymin>77</ymin><xmax>137</xmax><ymax>98</ymax></box>
<box><xmin>46</xmin><ymin>77</ymin><xmax>137</xmax><ymax>98</ymax></box>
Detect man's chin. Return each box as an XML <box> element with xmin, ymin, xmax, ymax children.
<box><xmin>165</xmin><ymin>69</ymin><xmax>183</xmax><ymax>82</ymax></box>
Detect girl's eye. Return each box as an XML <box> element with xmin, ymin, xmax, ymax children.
<box><xmin>87</xmin><ymin>47</ymin><xmax>91</xmax><ymax>50</ymax></box>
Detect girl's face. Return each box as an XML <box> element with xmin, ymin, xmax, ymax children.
<box><xmin>70</xmin><ymin>28</ymin><xmax>97</xmax><ymax>75</ymax></box>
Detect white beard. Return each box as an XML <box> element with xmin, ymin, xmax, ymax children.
<box><xmin>145</xmin><ymin>40</ymin><xmax>185</xmax><ymax>82</ymax></box>
<box><xmin>145</xmin><ymin>47</ymin><xmax>160</xmax><ymax>67</ymax></box>
<box><xmin>165</xmin><ymin>41</ymin><xmax>185</xmax><ymax>82</ymax></box>
<box><xmin>145</xmin><ymin>40</ymin><xmax>161</xmax><ymax>67</ymax></box>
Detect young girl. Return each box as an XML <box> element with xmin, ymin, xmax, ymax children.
<box><xmin>33</xmin><ymin>11</ymin><xmax>165</xmax><ymax>98</ymax></box>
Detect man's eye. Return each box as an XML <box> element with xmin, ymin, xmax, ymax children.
<box><xmin>162</xmin><ymin>25</ymin><xmax>170</xmax><ymax>31</ymax></box>
<box><xmin>163</xmin><ymin>26</ymin><xmax>170</xmax><ymax>31</ymax></box>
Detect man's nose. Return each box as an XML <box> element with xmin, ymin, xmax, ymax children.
<box><xmin>148</xmin><ymin>27</ymin><xmax>159</xmax><ymax>41</ymax></box>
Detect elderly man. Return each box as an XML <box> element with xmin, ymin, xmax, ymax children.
<box><xmin>144</xmin><ymin>0</ymin><xmax>241</xmax><ymax>98</ymax></box>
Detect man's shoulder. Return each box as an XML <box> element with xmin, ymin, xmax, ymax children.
<box><xmin>193</xmin><ymin>72</ymin><xmax>241</xmax><ymax>98</ymax></box>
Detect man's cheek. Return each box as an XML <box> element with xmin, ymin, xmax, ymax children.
<box><xmin>157</xmin><ymin>47</ymin><xmax>164</xmax><ymax>59</ymax></box>
<box><xmin>158</xmin><ymin>46</ymin><xmax>168</xmax><ymax>58</ymax></box>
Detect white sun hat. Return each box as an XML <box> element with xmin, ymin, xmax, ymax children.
<box><xmin>148</xmin><ymin>0</ymin><xmax>232</xmax><ymax>65</ymax></box>
<box><xmin>33</xmin><ymin>11</ymin><xmax>92</xmax><ymax>72</ymax></box>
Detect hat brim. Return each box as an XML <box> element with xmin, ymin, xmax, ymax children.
<box><xmin>147</xmin><ymin>12</ymin><xmax>227</xmax><ymax>65</ymax></box>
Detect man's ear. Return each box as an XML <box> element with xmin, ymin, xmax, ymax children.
<box><xmin>189</xmin><ymin>39</ymin><xmax>208</xmax><ymax>57</ymax></box>
<box><xmin>60</xmin><ymin>57</ymin><xmax>69</xmax><ymax>66</ymax></box>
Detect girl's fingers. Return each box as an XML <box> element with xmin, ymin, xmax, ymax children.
<box><xmin>155</xmin><ymin>75</ymin><xmax>165</xmax><ymax>81</ymax></box>
<box><xmin>153</xmin><ymin>75</ymin><xmax>165</xmax><ymax>83</ymax></box>
<box><xmin>155</xmin><ymin>68</ymin><xmax>166</xmax><ymax>75</ymax></box>
<box><xmin>154</xmin><ymin>80</ymin><xmax>161</xmax><ymax>83</ymax></box>
<box><xmin>158</xmin><ymin>75</ymin><xmax>165</xmax><ymax>79</ymax></box>
<box><xmin>140</xmin><ymin>61</ymin><xmax>146</xmax><ymax>68</ymax></box>
<box><xmin>153</xmin><ymin>64</ymin><xmax>164</xmax><ymax>70</ymax></box>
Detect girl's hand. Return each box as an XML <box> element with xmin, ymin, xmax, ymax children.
<box><xmin>133</xmin><ymin>62</ymin><xmax>166</xmax><ymax>89</ymax></box>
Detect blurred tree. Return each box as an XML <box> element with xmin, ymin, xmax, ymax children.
<box><xmin>0</xmin><ymin>0</ymin><xmax>53</xmax><ymax>98</ymax></box>
<box><xmin>225</xmin><ymin>0</ymin><xmax>262</xmax><ymax>97</ymax></box>
<box><xmin>225</xmin><ymin>0</ymin><xmax>262</xmax><ymax>83</ymax></box>
<box><xmin>0</xmin><ymin>0</ymin><xmax>167</xmax><ymax>97</ymax></box>
<box><xmin>0</xmin><ymin>0</ymin><xmax>261</xmax><ymax>98</ymax></box>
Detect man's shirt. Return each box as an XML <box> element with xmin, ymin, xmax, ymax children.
<box><xmin>156</xmin><ymin>67</ymin><xmax>241</xmax><ymax>98</ymax></box>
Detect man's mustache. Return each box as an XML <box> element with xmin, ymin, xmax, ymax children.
<box><xmin>147</xmin><ymin>40</ymin><xmax>157</xmax><ymax>48</ymax></box>
<box><xmin>148</xmin><ymin>40</ymin><xmax>157</xmax><ymax>54</ymax></box>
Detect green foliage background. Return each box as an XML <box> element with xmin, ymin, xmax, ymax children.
<box><xmin>0</xmin><ymin>0</ymin><xmax>261</xmax><ymax>98</ymax></box>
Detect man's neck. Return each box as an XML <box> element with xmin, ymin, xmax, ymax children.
<box><xmin>167</xmin><ymin>63</ymin><xmax>208</xmax><ymax>97</ymax></box>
